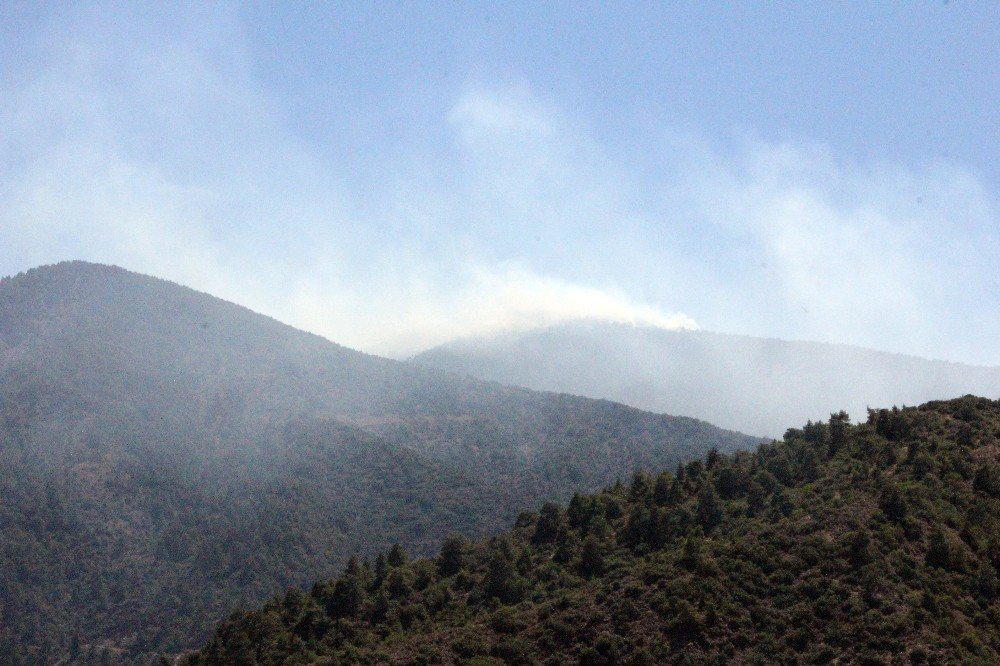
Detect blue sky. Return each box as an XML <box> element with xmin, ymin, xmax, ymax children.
<box><xmin>1</xmin><ymin>1</ymin><xmax>997</xmax><ymax>363</ymax></box>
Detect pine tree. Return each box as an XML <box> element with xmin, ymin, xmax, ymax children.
<box><xmin>770</xmin><ymin>488</ymin><xmax>793</xmax><ymax>519</ymax></box>
<box><xmin>927</xmin><ymin>528</ymin><xmax>955</xmax><ymax>570</ymax></box>
<box><xmin>533</xmin><ymin>502</ymin><xmax>563</xmax><ymax>544</ymax></box>
<box><xmin>437</xmin><ymin>535</ymin><xmax>467</xmax><ymax>577</ymax></box>
<box><xmin>653</xmin><ymin>473</ymin><xmax>672</xmax><ymax>506</ymax></box>
<box><xmin>567</xmin><ymin>493</ymin><xmax>588</xmax><ymax>528</ymax></box>
<box><xmin>879</xmin><ymin>484</ymin><xmax>908</xmax><ymax>522</ymax></box>
<box><xmin>387</xmin><ymin>543</ymin><xmax>408</xmax><ymax>567</ymax></box>
<box><xmin>696</xmin><ymin>485</ymin><xmax>723</xmax><ymax>532</ymax></box>
<box><xmin>578</xmin><ymin>536</ymin><xmax>604</xmax><ymax>578</ymax></box>
<box><xmin>715</xmin><ymin>466</ymin><xmax>742</xmax><ymax>499</ymax></box>
<box><xmin>974</xmin><ymin>465</ymin><xmax>1000</xmax><ymax>498</ymax></box>
<box><xmin>679</xmin><ymin>533</ymin><xmax>704</xmax><ymax>571</ymax></box>
<box><xmin>829</xmin><ymin>411</ymin><xmax>850</xmax><ymax>456</ymax></box>
<box><xmin>485</xmin><ymin>539</ymin><xmax>515</xmax><ymax>601</ymax></box>
<box><xmin>746</xmin><ymin>478</ymin><xmax>767</xmax><ymax>516</ymax></box>
<box><xmin>324</xmin><ymin>559</ymin><xmax>364</xmax><ymax>618</ymax></box>
<box><xmin>373</xmin><ymin>553</ymin><xmax>388</xmax><ymax>588</ymax></box>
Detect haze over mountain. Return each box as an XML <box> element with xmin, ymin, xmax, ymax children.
<box><xmin>0</xmin><ymin>261</ymin><xmax>758</xmax><ymax>664</ymax></box>
<box><xmin>3</xmin><ymin>4</ymin><xmax>997</xmax><ymax>666</ymax></box>
<box><xmin>4</xmin><ymin>4</ymin><xmax>997</xmax><ymax>367</ymax></box>
<box><xmin>414</xmin><ymin>322</ymin><xmax>1000</xmax><ymax>438</ymax></box>
<box><xmin>186</xmin><ymin>396</ymin><xmax>1000</xmax><ymax>665</ymax></box>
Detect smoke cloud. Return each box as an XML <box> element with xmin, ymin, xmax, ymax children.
<box><xmin>1</xmin><ymin>4</ymin><xmax>996</xmax><ymax>363</ymax></box>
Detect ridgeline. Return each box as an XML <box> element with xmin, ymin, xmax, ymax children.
<box><xmin>187</xmin><ymin>396</ymin><xmax>1000</xmax><ymax>665</ymax></box>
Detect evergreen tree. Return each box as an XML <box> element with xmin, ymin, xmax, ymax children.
<box><xmin>485</xmin><ymin>539</ymin><xmax>515</xmax><ymax>601</ymax></box>
<box><xmin>533</xmin><ymin>502</ymin><xmax>563</xmax><ymax>544</ymax></box>
<box><xmin>927</xmin><ymin>528</ymin><xmax>956</xmax><ymax>570</ymax></box>
<box><xmin>567</xmin><ymin>493</ymin><xmax>588</xmax><ymax>528</ymax></box>
<box><xmin>879</xmin><ymin>485</ymin><xmax>908</xmax><ymax>522</ymax></box>
<box><xmin>667</xmin><ymin>478</ymin><xmax>686</xmax><ymax>506</ymax></box>
<box><xmin>554</xmin><ymin>524</ymin><xmax>580</xmax><ymax>564</ymax></box>
<box><xmin>324</xmin><ymin>558</ymin><xmax>364</xmax><ymax>618</ymax></box>
<box><xmin>437</xmin><ymin>535</ymin><xmax>467</xmax><ymax>577</ymax></box>
<box><xmin>715</xmin><ymin>466</ymin><xmax>741</xmax><ymax>499</ymax></box>
<box><xmin>974</xmin><ymin>465</ymin><xmax>1000</xmax><ymax>498</ymax></box>
<box><xmin>746</xmin><ymin>478</ymin><xmax>767</xmax><ymax>516</ymax></box>
<box><xmin>387</xmin><ymin>543</ymin><xmax>408</xmax><ymax>567</ymax></box>
<box><xmin>801</xmin><ymin>447</ymin><xmax>821</xmax><ymax>482</ymax></box>
<box><xmin>679</xmin><ymin>533</ymin><xmax>704</xmax><ymax>571</ymax></box>
<box><xmin>696</xmin><ymin>485</ymin><xmax>723</xmax><ymax>532</ymax></box>
<box><xmin>770</xmin><ymin>487</ymin><xmax>793</xmax><ymax>519</ymax></box>
<box><xmin>624</xmin><ymin>505</ymin><xmax>652</xmax><ymax>548</ymax></box>
<box><xmin>578</xmin><ymin>536</ymin><xmax>604</xmax><ymax>578</ymax></box>
<box><xmin>847</xmin><ymin>529</ymin><xmax>872</xmax><ymax>568</ymax></box>
<box><xmin>630</xmin><ymin>472</ymin><xmax>653</xmax><ymax>501</ymax></box>
<box><xmin>653</xmin><ymin>473</ymin><xmax>672</xmax><ymax>506</ymax></box>
<box><xmin>373</xmin><ymin>553</ymin><xmax>388</xmax><ymax>588</ymax></box>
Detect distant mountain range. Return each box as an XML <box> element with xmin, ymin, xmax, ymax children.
<box><xmin>0</xmin><ymin>262</ymin><xmax>757</xmax><ymax>664</ymax></box>
<box><xmin>414</xmin><ymin>322</ymin><xmax>1000</xmax><ymax>437</ymax></box>
<box><xmin>185</xmin><ymin>396</ymin><xmax>1000</xmax><ymax>665</ymax></box>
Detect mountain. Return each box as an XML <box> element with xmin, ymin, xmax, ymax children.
<box><xmin>0</xmin><ymin>262</ymin><xmax>759</xmax><ymax>664</ymax></box>
<box><xmin>185</xmin><ymin>396</ymin><xmax>1000</xmax><ymax>665</ymax></box>
<box><xmin>413</xmin><ymin>322</ymin><xmax>1000</xmax><ymax>437</ymax></box>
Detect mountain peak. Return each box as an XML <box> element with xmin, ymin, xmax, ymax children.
<box><xmin>1</xmin><ymin>262</ymin><xmax>758</xmax><ymax>661</ymax></box>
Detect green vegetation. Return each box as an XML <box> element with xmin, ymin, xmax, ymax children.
<box><xmin>187</xmin><ymin>396</ymin><xmax>1000</xmax><ymax>665</ymax></box>
<box><xmin>0</xmin><ymin>417</ymin><xmax>501</xmax><ymax>665</ymax></box>
<box><xmin>0</xmin><ymin>262</ymin><xmax>758</xmax><ymax>663</ymax></box>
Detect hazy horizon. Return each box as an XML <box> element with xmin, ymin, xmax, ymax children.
<box><xmin>2</xmin><ymin>3</ymin><xmax>997</xmax><ymax>363</ymax></box>
<box><xmin>8</xmin><ymin>260</ymin><xmax>1000</xmax><ymax>374</ymax></box>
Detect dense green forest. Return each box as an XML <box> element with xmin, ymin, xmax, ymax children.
<box><xmin>186</xmin><ymin>396</ymin><xmax>1000</xmax><ymax>665</ymax></box>
<box><xmin>0</xmin><ymin>262</ymin><xmax>758</xmax><ymax>663</ymax></box>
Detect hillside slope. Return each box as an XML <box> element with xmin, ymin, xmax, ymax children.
<box><xmin>187</xmin><ymin>396</ymin><xmax>1000</xmax><ymax>665</ymax></box>
<box><xmin>0</xmin><ymin>420</ymin><xmax>494</xmax><ymax>664</ymax></box>
<box><xmin>0</xmin><ymin>262</ymin><xmax>758</xmax><ymax>663</ymax></box>
<box><xmin>0</xmin><ymin>263</ymin><xmax>756</xmax><ymax>496</ymax></box>
<box><xmin>413</xmin><ymin>322</ymin><xmax>1000</xmax><ymax>437</ymax></box>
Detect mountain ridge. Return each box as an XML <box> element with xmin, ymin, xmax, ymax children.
<box><xmin>413</xmin><ymin>322</ymin><xmax>1000</xmax><ymax>437</ymax></box>
<box><xmin>0</xmin><ymin>261</ymin><xmax>759</xmax><ymax>663</ymax></box>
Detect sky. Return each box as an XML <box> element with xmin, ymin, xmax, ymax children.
<box><xmin>1</xmin><ymin>1</ymin><xmax>997</xmax><ymax>363</ymax></box>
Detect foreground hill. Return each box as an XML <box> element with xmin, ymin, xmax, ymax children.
<box><xmin>188</xmin><ymin>396</ymin><xmax>1000</xmax><ymax>665</ymax></box>
<box><xmin>413</xmin><ymin>322</ymin><xmax>1000</xmax><ymax>437</ymax></box>
<box><xmin>0</xmin><ymin>262</ymin><xmax>757</xmax><ymax>663</ymax></box>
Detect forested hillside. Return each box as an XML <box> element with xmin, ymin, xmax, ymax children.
<box><xmin>414</xmin><ymin>322</ymin><xmax>1000</xmax><ymax>437</ymax></box>
<box><xmin>0</xmin><ymin>262</ymin><xmax>758</xmax><ymax>664</ymax></box>
<box><xmin>188</xmin><ymin>396</ymin><xmax>1000</xmax><ymax>665</ymax></box>
<box><xmin>0</xmin><ymin>420</ymin><xmax>496</xmax><ymax>664</ymax></box>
